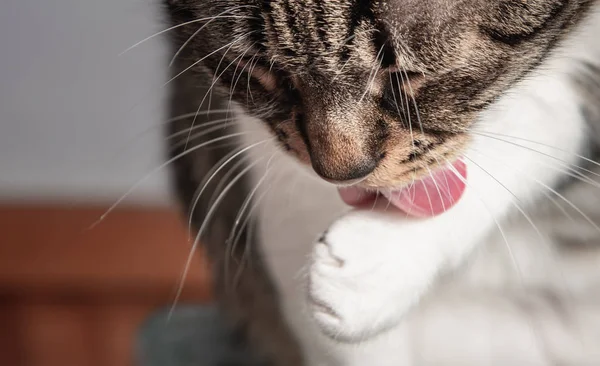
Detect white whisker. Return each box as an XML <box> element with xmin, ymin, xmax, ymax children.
<box><xmin>169</xmin><ymin>6</ymin><xmax>258</xmax><ymax>66</ymax></box>
<box><xmin>182</xmin><ymin>41</ymin><xmax>256</xmax><ymax>151</ymax></box>
<box><xmin>444</xmin><ymin>159</ymin><xmax>523</xmax><ymax>280</ymax></box>
<box><xmin>188</xmin><ymin>139</ymin><xmax>271</xmax><ymax>233</ymax></box>
<box><xmin>472</xmin><ymin>130</ymin><xmax>600</xmax><ymax>178</ymax></box>
<box><xmin>87</xmin><ymin>131</ymin><xmax>250</xmax><ymax>229</ymax></box>
<box><xmin>164</xmin><ymin>31</ymin><xmax>256</xmax><ymax>90</ymax></box>
<box><xmin>401</xmin><ymin>65</ymin><xmax>424</xmax><ymax>135</ymax></box>
<box><xmin>119</xmin><ymin>15</ymin><xmax>251</xmax><ymax>56</ymax></box>
<box><xmin>170</xmin><ymin>157</ymin><xmax>265</xmax><ymax>319</ymax></box>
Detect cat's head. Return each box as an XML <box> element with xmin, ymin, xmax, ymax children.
<box><xmin>165</xmin><ymin>0</ymin><xmax>591</xmax><ymax>188</ymax></box>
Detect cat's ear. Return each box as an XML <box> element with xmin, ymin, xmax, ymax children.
<box><xmin>480</xmin><ymin>0</ymin><xmax>567</xmax><ymax>44</ymax></box>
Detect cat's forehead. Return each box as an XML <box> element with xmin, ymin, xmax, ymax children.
<box><xmin>382</xmin><ymin>0</ymin><xmax>476</xmax><ymax>18</ymax></box>
<box><xmin>380</xmin><ymin>0</ymin><xmax>479</xmax><ymax>34</ymax></box>
<box><xmin>259</xmin><ymin>0</ymin><xmax>473</xmax><ymax>74</ymax></box>
<box><xmin>275</xmin><ymin>0</ymin><xmax>476</xmax><ymax>27</ymax></box>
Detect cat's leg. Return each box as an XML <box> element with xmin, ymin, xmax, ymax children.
<box><xmin>317</xmin><ymin>205</ymin><xmax>600</xmax><ymax>366</ymax></box>
<box><xmin>325</xmin><ymin>287</ymin><xmax>600</xmax><ymax>366</ymax></box>
<box><xmin>307</xmin><ymin>70</ymin><xmax>588</xmax><ymax>342</ymax></box>
<box><xmin>416</xmin><ymin>290</ymin><xmax>600</xmax><ymax>366</ymax></box>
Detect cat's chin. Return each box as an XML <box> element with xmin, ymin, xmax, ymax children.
<box><xmin>338</xmin><ymin>159</ymin><xmax>467</xmax><ymax>218</ymax></box>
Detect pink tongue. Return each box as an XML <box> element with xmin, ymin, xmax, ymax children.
<box><xmin>338</xmin><ymin>160</ymin><xmax>467</xmax><ymax>218</ymax></box>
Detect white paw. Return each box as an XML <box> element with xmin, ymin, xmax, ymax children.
<box><xmin>307</xmin><ymin>210</ymin><xmax>439</xmax><ymax>342</ymax></box>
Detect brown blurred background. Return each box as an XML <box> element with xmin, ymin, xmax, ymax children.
<box><xmin>0</xmin><ymin>206</ymin><xmax>211</xmax><ymax>366</ymax></box>
<box><xmin>0</xmin><ymin>1</ymin><xmax>214</xmax><ymax>365</ymax></box>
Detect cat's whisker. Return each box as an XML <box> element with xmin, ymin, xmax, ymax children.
<box><xmin>168</xmin><ymin>118</ymin><xmax>234</xmax><ymax>144</ymax></box>
<box><xmin>202</xmin><ymin>140</ymin><xmax>245</xmax><ymax>151</ymax></box>
<box><xmin>420</xmin><ymin>169</ymin><xmax>436</xmax><ymax>215</ymax></box>
<box><xmin>231</xmin><ymin>183</ymin><xmax>272</xmax><ymax>258</ymax></box>
<box><xmin>185</xmin><ymin>146</ymin><xmax>247</xmax><ymax>232</ymax></box>
<box><xmin>226</xmin><ymin>57</ymin><xmax>249</xmax><ymax>119</ymax></box>
<box><xmin>182</xmin><ymin>43</ymin><xmax>256</xmax><ymax>151</ymax></box>
<box><xmin>467</xmin><ymin>148</ymin><xmax>583</xmax><ymax>224</ymax></box>
<box><xmin>476</xmin><ymin>143</ymin><xmax>600</xmax><ymax>191</ymax></box>
<box><xmin>443</xmin><ymin>158</ymin><xmax>524</xmax><ymax>281</ymax></box>
<box><xmin>227</xmin><ymin>46</ymin><xmax>258</xmax><ymax>119</ymax></box>
<box><xmin>383</xmin><ymin>188</ymin><xmax>394</xmax><ymax>211</ymax></box>
<box><xmin>225</xmin><ymin>178</ymin><xmax>269</xmax><ymax>291</ymax></box>
<box><xmin>204</xmin><ymin>42</ymin><xmax>257</xmax><ymax>128</ymax></box>
<box><xmin>405</xmin><ymin>178</ymin><xmax>418</xmax><ymax>218</ymax></box>
<box><xmin>396</xmin><ymin>68</ymin><xmax>417</xmax><ymax>150</ymax></box>
<box><xmin>227</xmin><ymin>166</ymin><xmax>270</xmax><ymax>250</ymax></box>
<box><xmin>120</xmin><ymin>33</ymin><xmax>248</xmax><ymax>128</ymax></box>
<box><xmin>426</xmin><ymin>167</ymin><xmax>447</xmax><ymax>213</ymax></box>
<box><xmin>165</xmin><ymin>110</ymin><xmax>231</xmax><ymax>124</ymax></box>
<box><xmin>432</xmin><ymin>157</ymin><xmax>455</xmax><ymax>203</ymax></box>
<box><xmin>246</xmin><ymin>53</ymin><xmax>261</xmax><ymax>104</ymax></box>
<box><xmin>462</xmin><ymin>153</ymin><xmax>589</xmax><ymax>315</ymax></box>
<box><xmin>188</xmin><ymin>139</ymin><xmax>272</xmax><ymax>234</ymax></box>
<box><xmin>472</xmin><ymin>129</ymin><xmax>600</xmax><ymax>174</ymax></box>
<box><xmin>119</xmin><ymin>14</ymin><xmax>253</xmax><ymax>56</ymax></box>
<box><xmin>389</xmin><ymin>70</ymin><xmax>407</xmax><ymax>129</ymax></box>
<box><xmin>332</xmin><ymin>36</ymin><xmax>356</xmax><ymax>81</ymax></box>
<box><xmin>201</xmin><ymin>157</ymin><xmax>254</xmax><ymax>236</ymax></box>
<box><xmin>172</xmin><ymin>124</ymin><xmax>242</xmax><ymax>152</ymax></box>
<box><xmin>164</xmin><ymin>31</ymin><xmax>256</xmax><ymax>91</ymax></box>
<box><xmin>534</xmin><ymin>171</ymin><xmax>600</xmax><ymax>237</ymax></box>
<box><xmin>223</xmin><ymin>158</ymin><xmax>285</xmax><ymax>292</ymax></box>
<box><xmin>370</xmin><ymin>191</ymin><xmax>382</xmax><ymax>212</ymax></box>
<box><xmin>230</xmin><ymin>160</ymin><xmax>286</xmax><ymax>290</ymax></box>
<box><xmin>401</xmin><ymin>65</ymin><xmax>425</xmax><ymax>136</ymax></box>
<box><xmin>232</xmin><ymin>203</ymin><xmax>262</xmax><ymax>291</ymax></box>
<box><xmin>463</xmin><ymin>155</ymin><xmax>551</xmax><ymax>251</ymax></box>
<box><xmin>242</xmin><ymin>53</ymin><xmax>260</xmax><ymax>106</ymax></box>
<box><xmin>170</xmin><ymin>157</ymin><xmax>265</xmax><ymax>319</ymax></box>
<box><xmin>208</xmin><ymin>155</ymin><xmax>255</xmax><ymax>210</ymax></box>
<box><xmin>471</xmin><ymin>131</ymin><xmax>600</xmax><ymax>197</ymax></box>
<box><xmin>359</xmin><ymin>43</ymin><xmax>386</xmax><ymax>103</ymax></box>
<box><xmin>230</xmin><ymin>160</ymin><xmax>284</xmax><ymax>292</ymax></box>
<box><xmin>169</xmin><ymin>6</ymin><xmax>258</xmax><ymax>66</ymax></box>
<box><xmin>464</xmin><ymin>148</ymin><xmax>585</xmax><ymax>307</ymax></box>
<box><xmin>212</xmin><ymin>42</ymin><xmax>258</xmax><ymax>111</ymax></box>
<box><xmin>87</xmin><ymin>131</ymin><xmax>251</xmax><ymax>230</ymax></box>
<box><xmin>284</xmin><ymin>169</ymin><xmax>302</xmax><ymax>211</ymax></box>
<box><xmin>181</xmin><ymin>38</ymin><xmax>257</xmax><ymax>153</ymax></box>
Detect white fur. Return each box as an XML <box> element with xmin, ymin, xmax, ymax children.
<box><xmin>239</xmin><ymin>6</ymin><xmax>600</xmax><ymax>365</ymax></box>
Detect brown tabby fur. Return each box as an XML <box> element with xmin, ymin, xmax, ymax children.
<box><xmin>163</xmin><ymin>1</ymin><xmax>597</xmax><ymax>364</ymax></box>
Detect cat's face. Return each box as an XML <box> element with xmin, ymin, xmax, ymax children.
<box><xmin>166</xmin><ymin>0</ymin><xmax>591</xmax><ymax>188</ymax></box>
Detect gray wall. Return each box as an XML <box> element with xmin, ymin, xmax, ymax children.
<box><xmin>0</xmin><ymin>0</ymin><xmax>172</xmax><ymax>204</ymax></box>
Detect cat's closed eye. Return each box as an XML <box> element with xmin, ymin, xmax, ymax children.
<box><xmin>481</xmin><ymin>0</ymin><xmax>568</xmax><ymax>44</ymax></box>
<box><xmin>379</xmin><ymin>71</ymin><xmax>422</xmax><ymax>118</ymax></box>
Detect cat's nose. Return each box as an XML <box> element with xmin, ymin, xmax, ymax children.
<box><xmin>311</xmin><ymin>156</ymin><xmax>378</xmax><ymax>184</ymax></box>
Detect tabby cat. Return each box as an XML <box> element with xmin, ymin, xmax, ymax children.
<box><xmin>163</xmin><ymin>1</ymin><xmax>600</xmax><ymax>365</ymax></box>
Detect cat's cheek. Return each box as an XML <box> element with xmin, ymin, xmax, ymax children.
<box><xmin>278</xmin><ymin>128</ymin><xmax>311</xmax><ymax>164</ymax></box>
<box><xmin>287</xmin><ymin>134</ymin><xmax>311</xmax><ymax>164</ymax></box>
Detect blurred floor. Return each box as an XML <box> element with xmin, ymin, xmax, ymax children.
<box><xmin>0</xmin><ymin>206</ymin><xmax>212</xmax><ymax>366</ymax></box>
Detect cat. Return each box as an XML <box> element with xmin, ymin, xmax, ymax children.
<box><xmin>162</xmin><ymin>1</ymin><xmax>600</xmax><ymax>365</ymax></box>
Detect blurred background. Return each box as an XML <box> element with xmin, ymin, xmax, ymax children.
<box><xmin>0</xmin><ymin>1</ymin><xmax>211</xmax><ymax>365</ymax></box>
